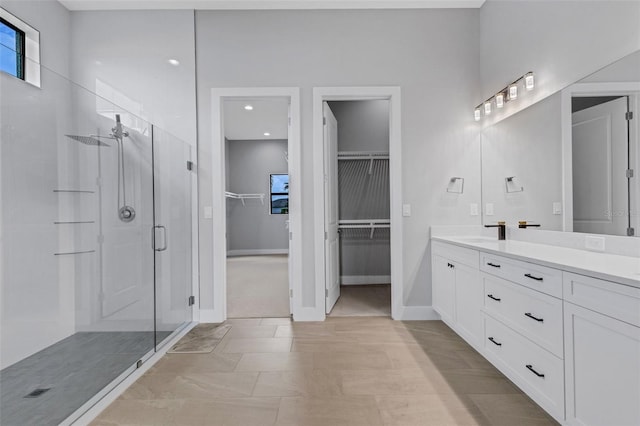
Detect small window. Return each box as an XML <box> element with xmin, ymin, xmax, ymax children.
<box><xmin>0</xmin><ymin>17</ymin><xmax>25</xmax><ymax>79</ymax></box>
<box><xmin>270</xmin><ymin>174</ymin><xmax>289</xmax><ymax>215</ymax></box>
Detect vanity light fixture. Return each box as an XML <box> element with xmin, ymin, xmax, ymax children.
<box><xmin>525</xmin><ymin>72</ymin><xmax>535</xmax><ymax>91</ymax></box>
<box><xmin>244</xmin><ymin>105</ymin><xmax>253</xmax><ymax>111</ymax></box>
<box><xmin>484</xmin><ymin>101</ymin><xmax>492</xmax><ymax>115</ymax></box>
<box><xmin>474</xmin><ymin>71</ymin><xmax>535</xmax><ymax>121</ymax></box>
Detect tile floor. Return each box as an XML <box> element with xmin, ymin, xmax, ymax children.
<box><xmin>329</xmin><ymin>284</ymin><xmax>391</xmax><ymax>317</ymax></box>
<box><xmin>92</xmin><ymin>318</ymin><xmax>559</xmax><ymax>425</ymax></box>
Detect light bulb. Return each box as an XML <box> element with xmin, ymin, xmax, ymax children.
<box><xmin>474</xmin><ymin>108</ymin><xmax>481</xmax><ymax>121</ymax></box>
<box><xmin>484</xmin><ymin>101</ymin><xmax>492</xmax><ymax>115</ymax></box>
<box><xmin>525</xmin><ymin>72</ymin><xmax>535</xmax><ymax>91</ymax></box>
<box><xmin>509</xmin><ymin>84</ymin><xmax>518</xmax><ymax>100</ymax></box>
<box><xmin>264</xmin><ymin>132</ymin><xmax>271</xmax><ymax>136</ymax></box>
<box><xmin>244</xmin><ymin>105</ymin><xmax>253</xmax><ymax>111</ymax></box>
<box><xmin>496</xmin><ymin>92</ymin><xmax>505</xmax><ymax>108</ymax></box>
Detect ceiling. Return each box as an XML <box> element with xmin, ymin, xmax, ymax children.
<box><xmin>59</xmin><ymin>0</ymin><xmax>485</xmax><ymax>11</ymax></box>
<box><xmin>223</xmin><ymin>98</ymin><xmax>290</xmax><ymax>141</ymax></box>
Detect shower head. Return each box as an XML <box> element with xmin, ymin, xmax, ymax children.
<box><xmin>65</xmin><ymin>135</ymin><xmax>111</xmax><ymax>147</ymax></box>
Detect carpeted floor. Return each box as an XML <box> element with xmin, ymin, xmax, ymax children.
<box><xmin>226</xmin><ymin>255</ymin><xmax>290</xmax><ymax>318</ymax></box>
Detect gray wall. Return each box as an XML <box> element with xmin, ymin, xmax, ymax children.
<box><xmin>196</xmin><ymin>9</ymin><xmax>483</xmax><ymax>310</ymax></box>
<box><xmin>328</xmin><ymin>100</ymin><xmax>390</xmax><ymax>152</ymax></box>
<box><xmin>328</xmin><ymin>100</ymin><xmax>391</xmax><ymax>281</ymax></box>
<box><xmin>479</xmin><ymin>0</ymin><xmax>640</xmax><ymax>125</ymax></box>
<box><xmin>226</xmin><ymin>139</ymin><xmax>289</xmax><ymax>253</ymax></box>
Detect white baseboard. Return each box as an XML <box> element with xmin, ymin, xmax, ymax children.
<box><xmin>340</xmin><ymin>275</ymin><xmax>391</xmax><ymax>285</ymax></box>
<box><xmin>293</xmin><ymin>307</ymin><xmax>325</xmax><ymax>322</ymax></box>
<box><xmin>396</xmin><ymin>305</ymin><xmax>440</xmax><ymax>321</ymax></box>
<box><xmin>199</xmin><ymin>309</ymin><xmax>225</xmax><ymax>324</ymax></box>
<box><xmin>227</xmin><ymin>249</ymin><xmax>288</xmax><ymax>257</ymax></box>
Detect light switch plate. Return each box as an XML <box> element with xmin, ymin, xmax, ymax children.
<box><xmin>402</xmin><ymin>204</ymin><xmax>411</xmax><ymax>217</ymax></box>
<box><xmin>204</xmin><ymin>206</ymin><xmax>213</xmax><ymax>219</ymax></box>
<box><xmin>553</xmin><ymin>202</ymin><xmax>562</xmax><ymax>215</ymax></box>
<box><xmin>585</xmin><ymin>236</ymin><xmax>605</xmax><ymax>252</ymax></box>
<box><xmin>470</xmin><ymin>203</ymin><xmax>479</xmax><ymax>216</ymax></box>
<box><xmin>485</xmin><ymin>203</ymin><xmax>494</xmax><ymax>216</ymax></box>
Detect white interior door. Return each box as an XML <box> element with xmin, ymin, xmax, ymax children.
<box><xmin>324</xmin><ymin>102</ymin><xmax>340</xmax><ymax>314</ymax></box>
<box><xmin>572</xmin><ymin>97</ymin><xmax>629</xmax><ymax>236</ymax></box>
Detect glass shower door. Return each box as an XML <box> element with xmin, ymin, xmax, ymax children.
<box><xmin>152</xmin><ymin>127</ymin><xmax>193</xmax><ymax>346</ymax></box>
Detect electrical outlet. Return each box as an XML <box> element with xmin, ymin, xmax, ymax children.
<box><xmin>585</xmin><ymin>236</ymin><xmax>605</xmax><ymax>252</ymax></box>
<box><xmin>485</xmin><ymin>203</ymin><xmax>494</xmax><ymax>216</ymax></box>
<box><xmin>553</xmin><ymin>202</ymin><xmax>562</xmax><ymax>215</ymax></box>
<box><xmin>470</xmin><ymin>203</ymin><xmax>479</xmax><ymax>216</ymax></box>
<box><xmin>402</xmin><ymin>204</ymin><xmax>411</xmax><ymax>217</ymax></box>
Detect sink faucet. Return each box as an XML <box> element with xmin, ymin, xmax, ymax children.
<box><xmin>485</xmin><ymin>221</ymin><xmax>506</xmax><ymax>240</ymax></box>
<box><xmin>518</xmin><ymin>221</ymin><xmax>541</xmax><ymax>229</ymax></box>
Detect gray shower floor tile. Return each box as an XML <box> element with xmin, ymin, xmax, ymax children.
<box><xmin>0</xmin><ymin>331</ymin><xmax>170</xmax><ymax>426</ymax></box>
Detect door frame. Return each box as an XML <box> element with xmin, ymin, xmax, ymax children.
<box><xmin>210</xmin><ymin>87</ymin><xmax>302</xmax><ymax>322</ymax></box>
<box><xmin>561</xmin><ymin>82</ymin><xmax>640</xmax><ymax>232</ymax></box>
<box><xmin>312</xmin><ymin>87</ymin><xmax>403</xmax><ymax>320</ymax></box>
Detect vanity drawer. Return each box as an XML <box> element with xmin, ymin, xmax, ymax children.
<box><xmin>563</xmin><ymin>272</ymin><xmax>640</xmax><ymax>327</ymax></box>
<box><xmin>484</xmin><ymin>315</ymin><xmax>565</xmax><ymax>421</ymax></box>
<box><xmin>480</xmin><ymin>252</ymin><xmax>562</xmax><ymax>298</ymax></box>
<box><xmin>483</xmin><ymin>274</ymin><xmax>563</xmax><ymax>357</ymax></box>
<box><xmin>432</xmin><ymin>240</ymin><xmax>479</xmax><ymax>268</ymax></box>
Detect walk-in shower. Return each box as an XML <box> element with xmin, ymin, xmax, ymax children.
<box><xmin>1</xmin><ymin>59</ymin><xmax>194</xmax><ymax>425</ymax></box>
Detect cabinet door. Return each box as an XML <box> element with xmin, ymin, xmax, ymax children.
<box><xmin>564</xmin><ymin>302</ymin><xmax>640</xmax><ymax>426</ymax></box>
<box><xmin>454</xmin><ymin>262</ymin><xmax>482</xmax><ymax>347</ymax></box>
<box><xmin>432</xmin><ymin>255</ymin><xmax>455</xmax><ymax>324</ymax></box>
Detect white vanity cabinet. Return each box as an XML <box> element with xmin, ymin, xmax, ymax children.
<box><xmin>431</xmin><ymin>240</ymin><xmax>482</xmax><ymax>348</ymax></box>
<box><xmin>431</xmin><ymin>237</ymin><xmax>640</xmax><ymax>425</ymax></box>
<box><xmin>563</xmin><ymin>272</ymin><xmax>640</xmax><ymax>426</ymax></box>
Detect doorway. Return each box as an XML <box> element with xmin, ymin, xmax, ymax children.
<box><xmin>210</xmin><ymin>88</ymin><xmax>301</xmax><ymax>322</ymax></box>
<box><xmin>313</xmin><ymin>87</ymin><xmax>403</xmax><ymax>320</ymax></box>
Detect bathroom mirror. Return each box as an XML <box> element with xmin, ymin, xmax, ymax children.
<box><xmin>481</xmin><ymin>49</ymin><xmax>640</xmax><ymax>237</ymax></box>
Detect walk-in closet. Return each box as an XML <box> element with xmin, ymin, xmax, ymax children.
<box><xmin>325</xmin><ymin>100</ymin><xmax>391</xmax><ymax>316</ymax></box>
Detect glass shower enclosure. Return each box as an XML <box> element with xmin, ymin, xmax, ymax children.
<box><xmin>0</xmin><ymin>58</ymin><xmax>194</xmax><ymax>425</ymax></box>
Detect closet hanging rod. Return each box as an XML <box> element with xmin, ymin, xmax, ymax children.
<box><xmin>225</xmin><ymin>191</ymin><xmax>265</xmax><ymax>206</ymax></box>
<box><xmin>338</xmin><ymin>151</ymin><xmax>389</xmax><ymax>174</ymax></box>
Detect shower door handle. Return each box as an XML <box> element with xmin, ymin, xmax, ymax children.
<box><xmin>152</xmin><ymin>225</ymin><xmax>168</xmax><ymax>252</ymax></box>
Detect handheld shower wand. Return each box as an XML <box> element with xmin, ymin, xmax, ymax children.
<box><xmin>113</xmin><ymin>114</ymin><xmax>135</xmax><ymax>223</ymax></box>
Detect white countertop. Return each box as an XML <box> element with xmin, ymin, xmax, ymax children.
<box><xmin>432</xmin><ymin>235</ymin><xmax>640</xmax><ymax>289</ymax></box>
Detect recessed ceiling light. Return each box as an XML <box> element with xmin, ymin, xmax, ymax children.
<box><xmin>168</xmin><ymin>59</ymin><xmax>180</xmax><ymax>66</ymax></box>
<box><xmin>244</xmin><ymin>105</ymin><xmax>253</xmax><ymax>111</ymax></box>
<box><xmin>264</xmin><ymin>132</ymin><xmax>271</xmax><ymax>136</ymax></box>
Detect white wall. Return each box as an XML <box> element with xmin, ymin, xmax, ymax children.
<box><xmin>196</xmin><ymin>9</ymin><xmax>482</xmax><ymax>312</ymax></box>
<box><xmin>69</xmin><ymin>10</ymin><xmax>197</xmax><ymax>146</ymax></box>
<box><xmin>0</xmin><ymin>0</ymin><xmax>74</xmax><ymax>368</ymax></box>
<box><xmin>479</xmin><ymin>0</ymin><xmax>640</xmax><ymax>126</ymax></box>
<box><xmin>328</xmin><ymin>100</ymin><xmax>389</xmax><ymax>152</ymax></box>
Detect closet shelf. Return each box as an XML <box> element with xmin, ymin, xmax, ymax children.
<box><xmin>225</xmin><ymin>191</ymin><xmax>265</xmax><ymax>206</ymax></box>
<box><xmin>338</xmin><ymin>151</ymin><xmax>389</xmax><ymax>175</ymax></box>
<box><xmin>338</xmin><ymin>219</ymin><xmax>390</xmax><ymax>239</ymax></box>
